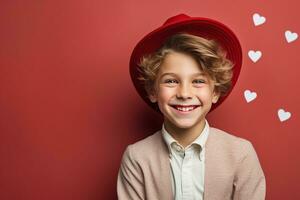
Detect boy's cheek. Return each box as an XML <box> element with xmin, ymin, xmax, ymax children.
<box><xmin>158</xmin><ymin>88</ymin><xmax>175</xmax><ymax>99</ymax></box>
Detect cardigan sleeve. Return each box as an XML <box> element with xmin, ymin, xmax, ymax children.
<box><xmin>232</xmin><ymin>140</ymin><xmax>266</xmax><ymax>200</ymax></box>
<box><xmin>117</xmin><ymin>145</ymin><xmax>145</xmax><ymax>200</ymax></box>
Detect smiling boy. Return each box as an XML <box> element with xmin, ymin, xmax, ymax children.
<box><xmin>148</xmin><ymin>50</ymin><xmax>219</xmax><ymax>148</ymax></box>
<box><xmin>117</xmin><ymin>14</ymin><xmax>266</xmax><ymax>200</ymax></box>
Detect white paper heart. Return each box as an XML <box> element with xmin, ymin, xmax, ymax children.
<box><xmin>277</xmin><ymin>109</ymin><xmax>291</xmax><ymax>122</ymax></box>
<box><xmin>253</xmin><ymin>13</ymin><xmax>266</xmax><ymax>26</ymax></box>
<box><xmin>248</xmin><ymin>50</ymin><xmax>262</xmax><ymax>63</ymax></box>
<box><xmin>244</xmin><ymin>90</ymin><xmax>257</xmax><ymax>103</ymax></box>
<box><xmin>285</xmin><ymin>30</ymin><xmax>298</xmax><ymax>43</ymax></box>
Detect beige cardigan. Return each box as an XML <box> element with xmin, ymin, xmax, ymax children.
<box><xmin>117</xmin><ymin>127</ymin><xmax>266</xmax><ymax>200</ymax></box>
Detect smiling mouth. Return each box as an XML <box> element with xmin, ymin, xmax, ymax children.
<box><xmin>170</xmin><ymin>105</ymin><xmax>200</xmax><ymax>112</ymax></box>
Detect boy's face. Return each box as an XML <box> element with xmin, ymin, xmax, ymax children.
<box><xmin>148</xmin><ymin>51</ymin><xmax>220</xmax><ymax>130</ymax></box>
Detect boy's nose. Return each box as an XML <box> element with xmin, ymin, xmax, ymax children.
<box><xmin>176</xmin><ymin>84</ymin><xmax>193</xmax><ymax>99</ymax></box>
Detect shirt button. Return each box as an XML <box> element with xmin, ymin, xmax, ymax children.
<box><xmin>175</xmin><ymin>145</ymin><xmax>182</xmax><ymax>152</ymax></box>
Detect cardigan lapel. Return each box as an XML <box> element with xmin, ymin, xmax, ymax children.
<box><xmin>157</xmin><ymin>130</ymin><xmax>174</xmax><ymax>200</ymax></box>
<box><xmin>203</xmin><ymin>127</ymin><xmax>218</xmax><ymax>200</ymax></box>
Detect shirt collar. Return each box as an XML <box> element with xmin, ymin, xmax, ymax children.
<box><xmin>161</xmin><ymin>119</ymin><xmax>210</xmax><ymax>158</ymax></box>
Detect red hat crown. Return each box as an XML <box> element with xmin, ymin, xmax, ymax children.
<box><xmin>163</xmin><ymin>14</ymin><xmax>191</xmax><ymax>26</ymax></box>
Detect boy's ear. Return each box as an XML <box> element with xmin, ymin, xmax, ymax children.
<box><xmin>147</xmin><ymin>88</ymin><xmax>158</xmax><ymax>103</ymax></box>
<box><xmin>212</xmin><ymin>89</ymin><xmax>221</xmax><ymax>104</ymax></box>
<box><xmin>148</xmin><ymin>94</ymin><xmax>157</xmax><ymax>103</ymax></box>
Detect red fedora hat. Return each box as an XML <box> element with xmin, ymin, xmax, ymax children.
<box><xmin>130</xmin><ymin>13</ymin><xmax>242</xmax><ymax>114</ymax></box>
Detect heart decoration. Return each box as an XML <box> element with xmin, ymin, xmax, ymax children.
<box><xmin>248</xmin><ymin>50</ymin><xmax>262</xmax><ymax>63</ymax></box>
<box><xmin>244</xmin><ymin>90</ymin><xmax>257</xmax><ymax>103</ymax></box>
<box><xmin>277</xmin><ymin>109</ymin><xmax>291</xmax><ymax>122</ymax></box>
<box><xmin>253</xmin><ymin>13</ymin><xmax>266</xmax><ymax>26</ymax></box>
<box><xmin>285</xmin><ymin>30</ymin><xmax>298</xmax><ymax>43</ymax></box>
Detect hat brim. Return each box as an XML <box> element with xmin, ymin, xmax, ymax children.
<box><xmin>130</xmin><ymin>17</ymin><xmax>242</xmax><ymax>114</ymax></box>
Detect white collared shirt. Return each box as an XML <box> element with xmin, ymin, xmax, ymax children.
<box><xmin>161</xmin><ymin>119</ymin><xmax>210</xmax><ymax>200</ymax></box>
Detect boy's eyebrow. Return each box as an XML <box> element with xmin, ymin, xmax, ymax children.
<box><xmin>160</xmin><ymin>72</ymin><xmax>205</xmax><ymax>78</ymax></box>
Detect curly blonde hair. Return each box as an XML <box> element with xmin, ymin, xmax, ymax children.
<box><xmin>137</xmin><ymin>33</ymin><xmax>234</xmax><ymax>99</ymax></box>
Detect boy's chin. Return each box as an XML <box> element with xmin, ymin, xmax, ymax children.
<box><xmin>168</xmin><ymin>119</ymin><xmax>199</xmax><ymax>130</ymax></box>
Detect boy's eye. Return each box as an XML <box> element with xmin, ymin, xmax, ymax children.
<box><xmin>164</xmin><ymin>79</ymin><xmax>178</xmax><ymax>84</ymax></box>
<box><xmin>193</xmin><ymin>79</ymin><xmax>205</xmax><ymax>84</ymax></box>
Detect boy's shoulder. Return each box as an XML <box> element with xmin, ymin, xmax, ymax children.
<box><xmin>209</xmin><ymin>126</ymin><xmax>256</xmax><ymax>159</ymax></box>
<box><xmin>210</xmin><ymin>126</ymin><xmax>251</xmax><ymax>144</ymax></box>
<box><xmin>121</xmin><ymin>130</ymin><xmax>164</xmax><ymax>165</ymax></box>
<box><xmin>126</xmin><ymin>130</ymin><xmax>163</xmax><ymax>153</ymax></box>
<box><xmin>210</xmin><ymin>127</ymin><xmax>251</xmax><ymax>145</ymax></box>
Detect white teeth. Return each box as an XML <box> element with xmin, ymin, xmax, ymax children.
<box><xmin>176</xmin><ymin>106</ymin><xmax>194</xmax><ymax>111</ymax></box>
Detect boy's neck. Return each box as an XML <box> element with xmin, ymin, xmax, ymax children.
<box><xmin>163</xmin><ymin>118</ymin><xmax>206</xmax><ymax>148</ymax></box>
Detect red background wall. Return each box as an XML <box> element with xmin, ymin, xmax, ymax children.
<box><xmin>0</xmin><ymin>0</ymin><xmax>299</xmax><ymax>199</ymax></box>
